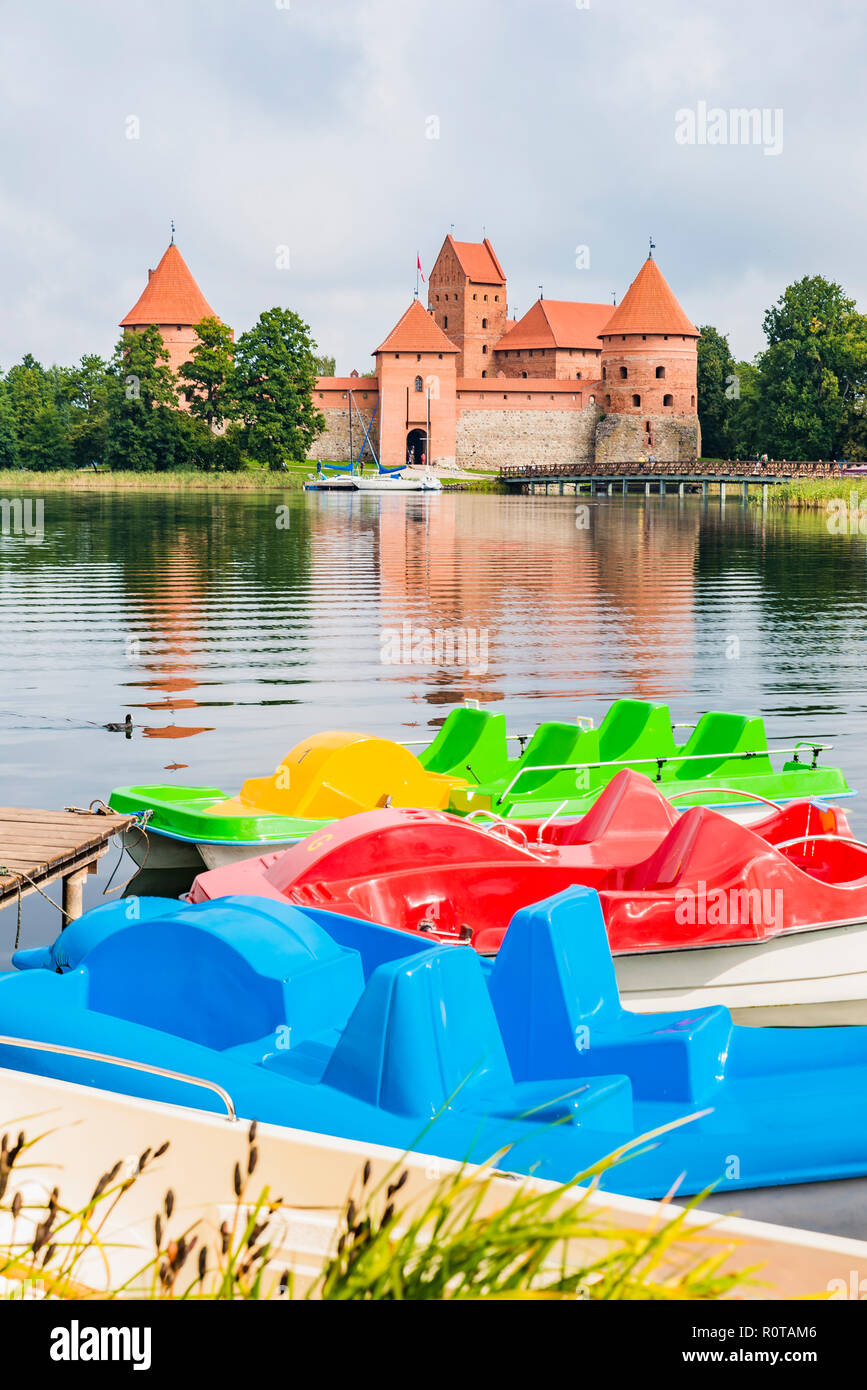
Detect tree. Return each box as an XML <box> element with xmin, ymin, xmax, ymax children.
<box><xmin>104</xmin><ymin>328</ymin><xmax>184</xmax><ymax>471</ymax></box>
<box><xmin>0</xmin><ymin>392</ymin><xmax>19</xmax><ymax>468</ymax></box>
<box><xmin>178</xmin><ymin>316</ymin><xmax>235</xmax><ymax>430</ymax></box>
<box><xmin>696</xmin><ymin>326</ymin><xmax>738</xmax><ymax>458</ymax></box>
<box><xmin>229</xmin><ymin>308</ymin><xmax>325</xmax><ymax>467</ymax></box>
<box><xmin>753</xmin><ymin>276</ymin><xmax>867</xmax><ymax>459</ymax></box>
<box><xmin>62</xmin><ymin>354</ymin><xmax>112</xmax><ymax>468</ymax></box>
<box><xmin>313</xmin><ymin>354</ymin><xmax>336</xmax><ymax>377</ymax></box>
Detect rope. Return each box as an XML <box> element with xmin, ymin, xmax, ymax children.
<box><xmin>0</xmin><ymin>864</ymin><xmax>74</xmax><ymax>926</ymax></box>
<box><xmin>102</xmin><ymin>819</ymin><xmax>150</xmax><ymax>898</ymax></box>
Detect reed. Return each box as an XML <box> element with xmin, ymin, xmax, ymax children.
<box><xmin>0</xmin><ymin>1121</ymin><xmax>756</xmax><ymax>1301</ymax></box>
<box><xmin>758</xmin><ymin>478</ymin><xmax>867</xmax><ymax>510</ymax></box>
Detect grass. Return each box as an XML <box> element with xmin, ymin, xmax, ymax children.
<box><xmin>0</xmin><ymin>464</ymin><xmax>316</xmax><ymax>492</ymax></box>
<box><xmin>757</xmin><ymin>477</ymin><xmax>867</xmax><ymax>510</ymax></box>
<box><xmin>0</xmin><ymin>1119</ymin><xmax>758</xmax><ymax>1301</ymax></box>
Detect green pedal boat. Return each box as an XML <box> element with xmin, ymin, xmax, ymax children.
<box><xmin>109</xmin><ymin>699</ymin><xmax>854</xmax><ymax>870</ymax></box>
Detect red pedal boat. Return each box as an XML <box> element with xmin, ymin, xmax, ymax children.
<box><xmin>189</xmin><ymin>770</ymin><xmax>867</xmax><ymax>1025</ymax></box>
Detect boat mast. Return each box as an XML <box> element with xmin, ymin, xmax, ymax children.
<box><xmin>349</xmin><ymin>387</ymin><xmax>354</xmax><ymax>473</ymax></box>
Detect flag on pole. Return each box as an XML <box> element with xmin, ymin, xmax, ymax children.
<box><xmin>417</xmin><ymin>255</ymin><xmax>425</xmax><ymax>283</ymax></box>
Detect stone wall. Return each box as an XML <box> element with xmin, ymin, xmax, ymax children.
<box><xmin>306</xmin><ymin>406</ymin><xmax>379</xmax><ymax>462</ymax></box>
<box><xmin>594</xmin><ymin>412</ymin><xmax>699</xmax><ymax>464</ymax></box>
<box><xmin>456</xmin><ymin>406</ymin><xmax>598</xmax><ymax>469</ymax></box>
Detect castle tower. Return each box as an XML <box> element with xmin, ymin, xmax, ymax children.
<box><xmin>595</xmin><ymin>256</ymin><xmax>700</xmax><ymax>463</ymax></box>
<box><xmin>120</xmin><ymin>242</ymin><xmax>222</xmax><ymax>390</ymax></box>
<box><xmin>427</xmin><ymin>236</ymin><xmax>507</xmax><ymax>378</ymax></box>
<box><xmin>374</xmin><ymin>299</ymin><xmax>459</xmax><ymax>468</ymax></box>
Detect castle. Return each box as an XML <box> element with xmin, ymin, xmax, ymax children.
<box><xmin>311</xmin><ymin>237</ymin><xmax>700</xmax><ymax>469</ymax></box>
<box><xmin>120</xmin><ymin>234</ymin><xmax>700</xmax><ymax>467</ymax></box>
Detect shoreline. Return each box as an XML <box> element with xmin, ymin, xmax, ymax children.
<box><xmin>0</xmin><ymin>467</ymin><xmax>503</xmax><ymax>493</ymax></box>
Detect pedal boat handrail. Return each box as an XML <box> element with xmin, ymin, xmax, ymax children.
<box><xmin>0</xmin><ymin>1036</ymin><xmax>237</xmax><ymax>1121</ymax></box>
<box><xmin>493</xmin><ymin>742</ymin><xmax>834</xmax><ymax>805</ymax></box>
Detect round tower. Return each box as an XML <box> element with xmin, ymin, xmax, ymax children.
<box><xmin>595</xmin><ymin>256</ymin><xmax>700</xmax><ymax>464</ymax></box>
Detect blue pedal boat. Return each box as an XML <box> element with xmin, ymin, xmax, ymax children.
<box><xmin>5</xmin><ymin>886</ymin><xmax>867</xmax><ymax>1200</ymax></box>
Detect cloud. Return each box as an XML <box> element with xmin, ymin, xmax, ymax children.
<box><xmin>1</xmin><ymin>0</ymin><xmax>865</xmax><ymax>373</ymax></box>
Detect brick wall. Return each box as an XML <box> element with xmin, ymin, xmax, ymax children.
<box><xmin>594</xmin><ymin>413</ymin><xmax>699</xmax><ymax>464</ymax></box>
<box><xmin>306</xmin><ymin>406</ymin><xmax>379</xmax><ymax>462</ymax></box>
<box><xmin>456</xmin><ymin>406</ymin><xmax>598</xmax><ymax>469</ymax></box>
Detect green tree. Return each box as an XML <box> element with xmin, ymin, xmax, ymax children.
<box><xmin>696</xmin><ymin>326</ymin><xmax>738</xmax><ymax>458</ymax></box>
<box><xmin>0</xmin><ymin>391</ymin><xmax>20</xmax><ymax>468</ymax></box>
<box><xmin>753</xmin><ymin>276</ymin><xmax>867</xmax><ymax>459</ymax></box>
<box><xmin>62</xmin><ymin>354</ymin><xmax>112</xmax><ymax>468</ymax></box>
<box><xmin>19</xmin><ymin>404</ymin><xmax>71</xmax><ymax>470</ymax></box>
<box><xmin>229</xmin><ymin>308</ymin><xmax>325</xmax><ymax>467</ymax></box>
<box><xmin>104</xmin><ymin>328</ymin><xmax>184</xmax><ymax>471</ymax></box>
<box><xmin>314</xmin><ymin>354</ymin><xmax>336</xmax><ymax>377</ymax></box>
<box><xmin>178</xmin><ymin>316</ymin><xmax>235</xmax><ymax>430</ymax></box>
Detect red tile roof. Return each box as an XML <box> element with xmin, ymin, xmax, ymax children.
<box><xmin>601</xmin><ymin>258</ymin><xmax>698</xmax><ymax>337</ymax></box>
<box><xmin>448</xmin><ymin>236</ymin><xmax>506</xmax><ymax>285</ymax></box>
<box><xmin>374</xmin><ymin>299</ymin><xmax>460</xmax><ymax>354</ymax></box>
<box><xmin>120</xmin><ymin>243</ymin><xmax>219</xmax><ymax>327</ymax></box>
<box><xmin>495</xmin><ymin>299</ymin><xmax>612</xmax><ymax>351</ymax></box>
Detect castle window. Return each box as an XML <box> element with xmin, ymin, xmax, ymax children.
<box><xmin>529</xmin><ymin>350</ymin><xmax>534</xmax><ymax>358</ymax></box>
<box><xmin>633</xmin><ymin>394</ymin><xmax>641</xmax><ymax>407</ymax></box>
<box><xmin>642</xmin><ymin>335</ymin><xmax>646</xmax><ymax>341</ymax></box>
<box><xmin>522</xmin><ymin>371</ymin><xmax>528</xmax><ymax>378</ymax></box>
<box><xmin>482</xmin><ymin>344</ymin><xmax>488</xmax><ymax>354</ymax></box>
<box><xmin>482</xmin><ymin>371</ymin><xmax>487</xmax><ymax>378</ymax></box>
<box><xmin>645</xmin><ymin>420</ymin><xmax>651</xmax><ymax>431</ymax></box>
<box><xmin>663</xmin><ymin>393</ymin><xmax>673</xmax><ymax>406</ymax></box>
<box><xmin>473</xmin><ymin>293</ymin><xmax>477</xmax><ymax>300</ymax></box>
<box><xmin>417</xmin><ymin>354</ymin><xmax>422</xmax><ymax>361</ymax></box>
<box><xmin>438</xmin><ymin>352</ymin><xmax>443</xmax><ymax>359</ymax></box>
<box><xmin>656</xmin><ymin>366</ymin><xmax>666</xmax><ymax>378</ymax></box>
<box><xmin>482</xmin><ymin>318</ymin><xmax>487</xmax><ymax>329</ymax></box>
<box><xmin>363</xmin><ymin>393</ymin><xmax>368</xmax><ymax>399</ymax></box>
<box><xmin>414</xmin><ymin>376</ymin><xmax>423</xmax><ymax>392</ymax></box>
<box><xmin>540</xmin><ymin>349</ymin><xmax>545</xmax><ymax>357</ymax></box>
<box><xmin>691</xmin><ymin>394</ymin><xmax>696</xmax><ymax>407</ymax></box>
<box><xmin>605</xmin><ymin>395</ymin><xmax>611</xmax><ymax>406</ymax></box>
<box><xmin>484</xmin><ymin>294</ymin><xmax>488</xmax><ymax>301</ymax></box>
<box><xmin>619</xmin><ymin>366</ymin><xmax>628</xmax><ymax>379</ymax></box>
<box><xmin>664</xmin><ymin>335</ymin><xmax>669</xmax><ymax>341</ymax></box>
<box><xmin>576</xmin><ymin>372</ymin><xmax>582</xmax><ymax>379</ymax></box>
<box><xmin>495</xmin><ymin>295</ymin><xmax>499</xmax><ymax>301</ymax></box>
<box><xmin>444</xmin><ymin>316</ymin><xmax>448</xmax><ymax>329</ymax></box>
<box><xmin>602</xmin><ymin>367</ymin><xmax>607</xmax><ymax>379</ymax></box>
<box><xmin>589</xmin><ymin>395</ymin><xmax>595</xmax><ymax>405</ymax></box>
<box><xmin>395</xmin><ymin>354</ymin><xmax>399</xmax><ymax>359</ymax></box>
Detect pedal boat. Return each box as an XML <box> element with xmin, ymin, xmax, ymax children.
<box><xmin>190</xmin><ymin>769</ymin><xmax>867</xmax><ymax>1025</ymax></box>
<box><xmin>8</xmin><ymin>888</ymin><xmax>867</xmax><ymax>1200</ymax></box>
<box><xmin>109</xmin><ymin>699</ymin><xmax>853</xmax><ymax>870</ymax></box>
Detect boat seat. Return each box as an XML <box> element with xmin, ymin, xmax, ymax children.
<box><xmin>672</xmin><ymin>711</ymin><xmax>774</xmax><ymax>780</ymax></box>
<box><xmin>418</xmin><ymin>708</ymin><xmax>508</xmax><ymax>784</ymax></box>
<box><xmin>488</xmin><ymin>886</ymin><xmax>733</xmax><ymax>1102</ymax></box>
<box><xmin>322</xmin><ymin>942</ymin><xmax>635</xmax><ymax>1130</ymax></box>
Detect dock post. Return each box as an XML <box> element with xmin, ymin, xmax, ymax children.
<box><xmin>742</xmin><ymin>481</ymin><xmax>749</xmax><ymax>503</ymax></box>
<box><xmin>61</xmin><ymin>867</ymin><xmax>89</xmax><ymax>925</ymax></box>
<box><xmin>622</xmin><ymin>477</ymin><xmax>627</xmax><ymax>496</ymax></box>
<box><xmin>702</xmin><ymin>480</ymin><xmax>708</xmax><ymax>502</ymax></box>
<box><xmin>678</xmin><ymin>481</ymin><xmax>685</xmax><ymax>498</ymax></box>
<box><xmin>590</xmin><ymin>478</ymin><xmax>596</xmax><ymax>497</ymax></box>
<box><xmin>645</xmin><ymin>481</ymin><xmax>651</xmax><ymax>496</ymax></box>
<box><xmin>660</xmin><ymin>478</ymin><xmax>667</xmax><ymax>496</ymax></box>
<box><xmin>762</xmin><ymin>483</ymin><xmax>769</xmax><ymax>509</ymax></box>
<box><xmin>720</xmin><ymin>482</ymin><xmax>727</xmax><ymax>505</ymax></box>
<box><xmin>607</xmin><ymin>481</ymin><xmax>613</xmax><ymax>496</ymax></box>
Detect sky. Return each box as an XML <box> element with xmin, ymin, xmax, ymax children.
<box><xmin>1</xmin><ymin>0</ymin><xmax>865</xmax><ymax>374</ymax></box>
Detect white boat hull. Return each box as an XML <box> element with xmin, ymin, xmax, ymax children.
<box><xmin>121</xmin><ymin>828</ymin><xmax>303</xmax><ymax>873</ymax></box>
<box><xmin>616</xmin><ymin>920</ymin><xmax>867</xmax><ymax>1025</ymax></box>
<box><xmin>355</xmin><ymin>475</ymin><xmax>441</xmax><ymax>492</ymax></box>
<box><xmin>2</xmin><ymin>1065</ymin><xmax>865</xmax><ymax>1296</ymax></box>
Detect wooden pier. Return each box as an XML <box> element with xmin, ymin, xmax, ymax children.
<box><xmin>0</xmin><ymin>807</ymin><xmax>135</xmax><ymax>925</ymax></box>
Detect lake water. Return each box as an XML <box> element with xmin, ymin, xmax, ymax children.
<box><xmin>2</xmin><ymin>485</ymin><xmax>866</xmax><ymax>1235</ymax></box>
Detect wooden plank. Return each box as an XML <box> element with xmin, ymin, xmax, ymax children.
<box><xmin>0</xmin><ymin>809</ymin><xmax>129</xmax><ymax>828</ymax></box>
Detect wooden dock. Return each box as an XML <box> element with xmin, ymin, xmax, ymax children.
<box><xmin>0</xmin><ymin>807</ymin><xmax>136</xmax><ymax>926</ymax></box>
